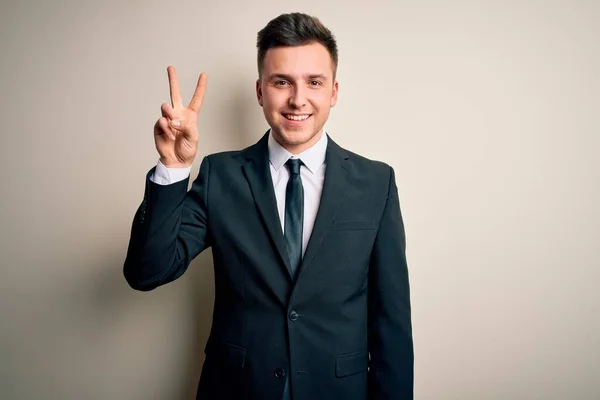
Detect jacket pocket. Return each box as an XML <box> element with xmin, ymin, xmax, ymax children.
<box><xmin>330</xmin><ymin>220</ymin><xmax>378</xmax><ymax>231</ymax></box>
<box><xmin>335</xmin><ymin>350</ymin><xmax>369</xmax><ymax>378</ymax></box>
<box><xmin>205</xmin><ymin>340</ymin><xmax>247</xmax><ymax>369</ymax></box>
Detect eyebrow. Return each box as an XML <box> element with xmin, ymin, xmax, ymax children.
<box><xmin>267</xmin><ymin>73</ymin><xmax>329</xmax><ymax>81</ymax></box>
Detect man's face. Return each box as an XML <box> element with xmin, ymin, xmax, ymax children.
<box><xmin>256</xmin><ymin>42</ymin><xmax>338</xmax><ymax>154</ymax></box>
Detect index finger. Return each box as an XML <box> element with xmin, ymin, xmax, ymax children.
<box><xmin>188</xmin><ymin>72</ymin><xmax>207</xmax><ymax>113</ymax></box>
<box><xmin>167</xmin><ymin>66</ymin><xmax>183</xmax><ymax>109</ymax></box>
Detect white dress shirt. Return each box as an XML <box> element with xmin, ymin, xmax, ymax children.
<box><xmin>150</xmin><ymin>131</ymin><xmax>328</xmax><ymax>256</ymax></box>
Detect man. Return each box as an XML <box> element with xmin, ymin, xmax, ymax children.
<box><xmin>124</xmin><ymin>12</ymin><xmax>413</xmax><ymax>400</ymax></box>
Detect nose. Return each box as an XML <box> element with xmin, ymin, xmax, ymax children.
<box><xmin>288</xmin><ymin>86</ymin><xmax>307</xmax><ymax>109</ymax></box>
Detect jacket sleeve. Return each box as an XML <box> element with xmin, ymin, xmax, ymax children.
<box><xmin>368</xmin><ymin>166</ymin><xmax>414</xmax><ymax>399</ymax></box>
<box><xmin>123</xmin><ymin>156</ymin><xmax>211</xmax><ymax>291</ymax></box>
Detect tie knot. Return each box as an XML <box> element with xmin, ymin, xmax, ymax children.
<box><xmin>286</xmin><ymin>158</ymin><xmax>302</xmax><ymax>175</ymax></box>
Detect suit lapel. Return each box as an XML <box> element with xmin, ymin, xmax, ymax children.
<box><xmin>297</xmin><ymin>136</ymin><xmax>351</xmax><ymax>278</ymax></box>
<box><xmin>241</xmin><ymin>132</ymin><xmax>294</xmax><ymax>280</ymax></box>
<box><xmin>240</xmin><ymin>132</ymin><xmax>352</xmax><ymax>283</ymax></box>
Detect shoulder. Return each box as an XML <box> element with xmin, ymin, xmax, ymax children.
<box><xmin>335</xmin><ymin>143</ymin><xmax>393</xmax><ymax>185</ymax></box>
<box><xmin>198</xmin><ymin>140</ymin><xmax>261</xmax><ymax>182</ymax></box>
<box><xmin>203</xmin><ymin>139</ymin><xmax>256</xmax><ymax>168</ymax></box>
<box><xmin>347</xmin><ymin>149</ymin><xmax>390</xmax><ymax>172</ymax></box>
<box><xmin>205</xmin><ymin>149</ymin><xmax>243</xmax><ymax>165</ymax></box>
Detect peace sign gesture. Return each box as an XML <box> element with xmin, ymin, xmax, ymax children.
<box><xmin>154</xmin><ymin>66</ymin><xmax>207</xmax><ymax>168</ymax></box>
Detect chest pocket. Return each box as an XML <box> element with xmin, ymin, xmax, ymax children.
<box><xmin>330</xmin><ymin>220</ymin><xmax>378</xmax><ymax>231</ymax></box>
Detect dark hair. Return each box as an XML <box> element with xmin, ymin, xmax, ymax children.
<box><xmin>256</xmin><ymin>13</ymin><xmax>338</xmax><ymax>77</ymax></box>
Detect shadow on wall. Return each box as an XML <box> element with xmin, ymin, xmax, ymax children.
<box><xmin>206</xmin><ymin>65</ymin><xmax>268</xmax><ymax>152</ymax></box>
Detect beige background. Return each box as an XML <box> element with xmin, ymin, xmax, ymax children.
<box><xmin>1</xmin><ymin>0</ymin><xmax>599</xmax><ymax>399</ymax></box>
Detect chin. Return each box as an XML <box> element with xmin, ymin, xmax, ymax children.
<box><xmin>276</xmin><ymin>129</ymin><xmax>317</xmax><ymax>146</ymax></box>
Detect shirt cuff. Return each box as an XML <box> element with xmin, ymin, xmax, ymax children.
<box><xmin>149</xmin><ymin>159</ymin><xmax>192</xmax><ymax>185</ymax></box>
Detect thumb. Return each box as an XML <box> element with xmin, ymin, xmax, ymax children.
<box><xmin>169</xmin><ymin>119</ymin><xmax>196</xmax><ymax>140</ymax></box>
<box><xmin>169</xmin><ymin>118</ymin><xmax>184</xmax><ymax>130</ymax></box>
<box><xmin>161</xmin><ymin>103</ymin><xmax>187</xmax><ymax>131</ymax></box>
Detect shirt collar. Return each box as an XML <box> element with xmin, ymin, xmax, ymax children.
<box><xmin>268</xmin><ymin>130</ymin><xmax>328</xmax><ymax>174</ymax></box>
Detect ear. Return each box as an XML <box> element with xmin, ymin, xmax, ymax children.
<box><xmin>256</xmin><ymin>79</ymin><xmax>263</xmax><ymax>107</ymax></box>
<box><xmin>330</xmin><ymin>80</ymin><xmax>339</xmax><ymax>107</ymax></box>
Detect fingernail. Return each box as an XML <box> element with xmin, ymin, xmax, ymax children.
<box><xmin>172</xmin><ymin>120</ymin><xmax>181</xmax><ymax>127</ymax></box>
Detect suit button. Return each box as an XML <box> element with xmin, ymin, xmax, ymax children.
<box><xmin>289</xmin><ymin>310</ymin><xmax>298</xmax><ymax>321</ymax></box>
<box><xmin>274</xmin><ymin>367</ymin><xmax>286</xmax><ymax>379</ymax></box>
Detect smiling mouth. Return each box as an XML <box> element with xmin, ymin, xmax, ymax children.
<box><xmin>283</xmin><ymin>114</ymin><xmax>312</xmax><ymax>121</ymax></box>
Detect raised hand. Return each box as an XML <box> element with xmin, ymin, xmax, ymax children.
<box><xmin>154</xmin><ymin>66</ymin><xmax>207</xmax><ymax>168</ymax></box>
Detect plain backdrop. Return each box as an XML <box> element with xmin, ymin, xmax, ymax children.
<box><xmin>1</xmin><ymin>0</ymin><xmax>598</xmax><ymax>399</ymax></box>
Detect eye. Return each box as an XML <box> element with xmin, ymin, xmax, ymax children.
<box><xmin>309</xmin><ymin>80</ymin><xmax>322</xmax><ymax>86</ymax></box>
<box><xmin>274</xmin><ymin>80</ymin><xmax>290</xmax><ymax>86</ymax></box>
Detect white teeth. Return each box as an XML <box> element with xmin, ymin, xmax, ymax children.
<box><xmin>285</xmin><ymin>114</ymin><xmax>310</xmax><ymax>121</ymax></box>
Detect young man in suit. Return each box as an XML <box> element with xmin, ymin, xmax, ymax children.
<box><xmin>124</xmin><ymin>12</ymin><xmax>413</xmax><ymax>400</ymax></box>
